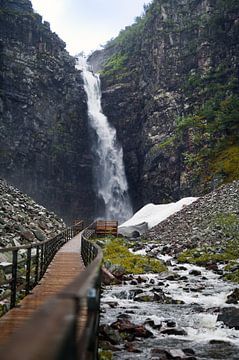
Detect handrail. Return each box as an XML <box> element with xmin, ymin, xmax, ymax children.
<box><xmin>0</xmin><ymin>222</ymin><xmax>103</xmax><ymax>360</ymax></box>
<box><xmin>0</xmin><ymin>221</ymin><xmax>84</xmax><ymax>310</ymax></box>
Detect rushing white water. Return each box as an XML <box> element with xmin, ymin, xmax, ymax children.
<box><xmin>101</xmin><ymin>244</ymin><xmax>239</xmax><ymax>359</ymax></box>
<box><xmin>77</xmin><ymin>57</ymin><xmax>133</xmax><ymax>223</ymax></box>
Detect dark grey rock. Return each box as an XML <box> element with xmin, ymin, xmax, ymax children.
<box><xmin>217</xmin><ymin>307</ymin><xmax>239</xmax><ymax>329</ymax></box>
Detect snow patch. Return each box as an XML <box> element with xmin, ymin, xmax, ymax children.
<box><xmin>119</xmin><ymin>197</ymin><xmax>198</xmax><ymax>236</ymax></box>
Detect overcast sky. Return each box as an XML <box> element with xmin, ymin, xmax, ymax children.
<box><xmin>31</xmin><ymin>0</ymin><xmax>152</xmax><ymax>55</ymax></box>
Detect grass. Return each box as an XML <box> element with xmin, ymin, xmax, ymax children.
<box><xmin>99</xmin><ymin>237</ymin><xmax>166</xmax><ymax>275</ymax></box>
<box><xmin>210</xmin><ymin>145</ymin><xmax>239</xmax><ymax>183</ymax></box>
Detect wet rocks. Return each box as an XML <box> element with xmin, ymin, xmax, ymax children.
<box><xmin>99</xmin><ymin>319</ymin><xmax>153</xmax><ymax>347</ymax></box>
<box><xmin>111</xmin><ymin>319</ymin><xmax>153</xmax><ymax>338</ymax></box>
<box><xmin>151</xmin><ymin>348</ymin><xmax>196</xmax><ymax>360</ymax></box>
<box><xmin>104</xmin><ymin>263</ymin><xmax>127</xmax><ymax>281</ymax></box>
<box><xmin>99</xmin><ymin>324</ymin><xmax>123</xmax><ymax>345</ymax></box>
<box><xmin>145</xmin><ymin>318</ymin><xmax>188</xmax><ymax>337</ymax></box>
<box><xmin>101</xmin><ymin>266</ymin><xmax>119</xmax><ymax>285</ymax></box>
<box><xmin>189</xmin><ymin>269</ymin><xmax>201</xmax><ymax>276</ymax></box>
<box><xmin>134</xmin><ymin>292</ymin><xmax>155</xmax><ymax>302</ymax></box>
<box><xmin>217</xmin><ymin>307</ymin><xmax>239</xmax><ymax>329</ymax></box>
<box><xmin>160</xmin><ymin>328</ymin><xmax>187</xmax><ymax>336</ymax></box>
<box><xmin>226</xmin><ymin>288</ymin><xmax>239</xmax><ymax>304</ymax></box>
<box><xmin>144</xmin><ymin>319</ymin><xmax>162</xmax><ymax>330</ymax></box>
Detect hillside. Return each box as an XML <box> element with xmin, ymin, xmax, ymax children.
<box><xmin>147</xmin><ymin>180</ymin><xmax>239</xmax><ymax>255</ymax></box>
<box><xmin>0</xmin><ymin>178</ymin><xmax>65</xmax><ymax>262</ymax></box>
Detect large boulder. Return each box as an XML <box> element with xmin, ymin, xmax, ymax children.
<box><xmin>217</xmin><ymin>307</ymin><xmax>239</xmax><ymax>329</ymax></box>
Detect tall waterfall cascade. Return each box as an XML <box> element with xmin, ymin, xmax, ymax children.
<box><xmin>77</xmin><ymin>57</ymin><xmax>133</xmax><ymax>223</ymax></box>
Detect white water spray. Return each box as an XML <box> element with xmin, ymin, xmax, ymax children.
<box><xmin>77</xmin><ymin>57</ymin><xmax>133</xmax><ymax>223</ymax></box>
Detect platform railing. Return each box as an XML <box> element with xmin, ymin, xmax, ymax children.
<box><xmin>0</xmin><ymin>222</ymin><xmax>103</xmax><ymax>360</ymax></box>
<box><xmin>0</xmin><ymin>221</ymin><xmax>84</xmax><ymax>311</ymax></box>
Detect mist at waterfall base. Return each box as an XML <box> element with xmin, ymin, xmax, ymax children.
<box><xmin>77</xmin><ymin>57</ymin><xmax>133</xmax><ymax>224</ymax></box>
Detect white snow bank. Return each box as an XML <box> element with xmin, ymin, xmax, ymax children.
<box><xmin>119</xmin><ymin>197</ymin><xmax>198</xmax><ymax>236</ymax></box>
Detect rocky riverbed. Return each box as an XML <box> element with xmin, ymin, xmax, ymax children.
<box><xmin>99</xmin><ymin>182</ymin><xmax>239</xmax><ymax>359</ymax></box>
<box><xmin>100</xmin><ymin>246</ymin><xmax>239</xmax><ymax>360</ymax></box>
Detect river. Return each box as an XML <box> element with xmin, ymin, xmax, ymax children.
<box><xmin>100</xmin><ymin>243</ymin><xmax>239</xmax><ymax>359</ymax></box>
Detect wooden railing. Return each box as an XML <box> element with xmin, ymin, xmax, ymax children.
<box><xmin>0</xmin><ymin>222</ymin><xmax>103</xmax><ymax>360</ymax></box>
<box><xmin>0</xmin><ymin>221</ymin><xmax>84</xmax><ymax>312</ymax></box>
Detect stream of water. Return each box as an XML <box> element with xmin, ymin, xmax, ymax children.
<box><xmin>77</xmin><ymin>57</ymin><xmax>132</xmax><ymax>223</ymax></box>
<box><xmin>101</xmin><ymin>244</ymin><xmax>239</xmax><ymax>359</ymax></box>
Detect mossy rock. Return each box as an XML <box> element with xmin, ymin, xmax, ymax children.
<box><xmin>102</xmin><ymin>238</ymin><xmax>166</xmax><ymax>275</ymax></box>
<box><xmin>177</xmin><ymin>246</ymin><xmax>237</xmax><ymax>266</ymax></box>
<box><xmin>0</xmin><ymin>269</ymin><xmax>6</xmax><ymax>283</ymax></box>
<box><xmin>224</xmin><ymin>270</ymin><xmax>239</xmax><ymax>284</ymax></box>
<box><xmin>98</xmin><ymin>349</ymin><xmax>113</xmax><ymax>360</ymax></box>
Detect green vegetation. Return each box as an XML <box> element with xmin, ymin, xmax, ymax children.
<box><xmin>158</xmin><ymin>136</ymin><xmax>176</xmax><ymax>149</ymax></box>
<box><xmin>176</xmin><ymin>95</ymin><xmax>239</xmax><ymax>187</ymax></box>
<box><xmin>99</xmin><ymin>0</ymin><xmax>239</xmax><ymax>192</ymax></box>
<box><xmin>177</xmin><ymin>246</ymin><xmax>235</xmax><ymax>265</ymax></box>
<box><xmin>98</xmin><ymin>350</ymin><xmax>113</xmax><ymax>360</ymax></box>
<box><xmin>100</xmin><ymin>2</ymin><xmax>154</xmax><ymax>81</ymax></box>
<box><xmin>224</xmin><ymin>270</ymin><xmax>239</xmax><ymax>283</ymax></box>
<box><xmin>105</xmin><ymin>9</ymin><xmax>147</xmax><ymax>50</ymax></box>
<box><xmin>100</xmin><ymin>237</ymin><xmax>166</xmax><ymax>274</ymax></box>
<box><xmin>0</xmin><ymin>269</ymin><xmax>5</xmax><ymax>283</ymax></box>
<box><xmin>100</xmin><ymin>53</ymin><xmax>129</xmax><ymax>79</ymax></box>
<box><xmin>148</xmin><ymin>136</ymin><xmax>176</xmax><ymax>159</ymax></box>
<box><xmin>213</xmin><ymin>213</ymin><xmax>239</xmax><ymax>239</ymax></box>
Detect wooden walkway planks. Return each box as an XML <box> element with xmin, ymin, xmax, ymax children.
<box><xmin>0</xmin><ymin>232</ymin><xmax>85</xmax><ymax>346</ymax></box>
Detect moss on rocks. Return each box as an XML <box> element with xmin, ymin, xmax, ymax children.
<box><xmin>98</xmin><ymin>349</ymin><xmax>113</xmax><ymax>360</ymax></box>
<box><xmin>177</xmin><ymin>246</ymin><xmax>236</xmax><ymax>266</ymax></box>
<box><xmin>102</xmin><ymin>238</ymin><xmax>167</xmax><ymax>275</ymax></box>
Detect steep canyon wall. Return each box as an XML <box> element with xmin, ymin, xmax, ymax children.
<box><xmin>90</xmin><ymin>0</ymin><xmax>239</xmax><ymax>211</ymax></box>
<box><xmin>1</xmin><ymin>0</ymin><xmax>238</xmax><ymax>221</ymax></box>
<box><xmin>0</xmin><ymin>0</ymin><xmax>95</xmax><ymax>223</ymax></box>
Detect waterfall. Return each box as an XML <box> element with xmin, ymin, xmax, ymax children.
<box><xmin>77</xmin><ymin>57</ymin><xmax>133</xmax><ymax>224</ymax></box>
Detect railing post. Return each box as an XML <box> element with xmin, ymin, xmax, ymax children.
<box><xmin>40</xmin><ymin>244</ymin><xmax>44</xmax><ymax>278</ymax></box>
<box><xmin>86</xmin><ymin>270</ymin><xmax>101</xmax><ymax>359</ymax></box>
<box><xmin>10</xmin><ymin>249</ymin><xmax>18</xmax><ymax>309</ymax></box>
<box><xmin>34</xmin><ymin>245</ymin><xmax>40</xmax><ymax>285</ymax></box>
<box><xmin>25</xmin><ymin>247</ymin><xmax>32</xmax><ymax>295</ymax></box>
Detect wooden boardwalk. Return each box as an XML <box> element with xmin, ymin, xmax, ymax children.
<box><xmin>0</xmin><ymin>233</ymin><xmax>85</xmax><ymax>346</ymax></box>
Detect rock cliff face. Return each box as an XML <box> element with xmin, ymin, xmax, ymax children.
<box><xmin>90</xmin><ymin>0</ymin><xmax>239</xmax><ymax>211</ymax></box>
<box><xmin>1</xmin><ymin>0</ymin><xmax>238</xmax><ymax>222</ymax></box>
<box><xmin>0</xmin><ymin>0</ymin><xmax>95</xmax><ymax>223</ymax></box>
